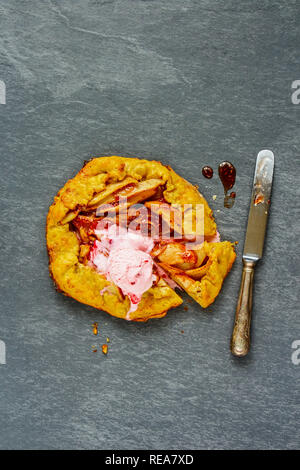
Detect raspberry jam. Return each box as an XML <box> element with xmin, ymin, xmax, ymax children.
<box><xmin>218</xmin><ymin>161</ymin><xmax>236</xmax><ymax>192</ymax></box>
<box><xmin>218</xmin><ymin>161</ymin><xmax>236</xmax><ymax>208</ymax></box>
<box><xmin>202</xmin><ymin>166</ymin><xmax>213</xmax><ymax>179</ymax></box>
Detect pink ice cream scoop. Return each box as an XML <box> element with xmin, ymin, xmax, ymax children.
<box><xmin>90</xmin><ymin>224</ymin><xmax>155</xmax><ymax>317</ymax></box>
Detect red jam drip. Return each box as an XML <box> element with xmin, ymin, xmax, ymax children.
<box><xmin>218</xmin><ymin>161</ymin><xmax>236</xmax><ymax>191</ymax></box>
<box><xmin>202</xmin><ymin>166</ymin><xmax>213</xmax><ymax>179</ymax></box>
<box><xmin>254</xmin><ymin>193</ymin><xmax>264</xmax><ymax>206</ymax></box>
<box><xmin>218</xmin><ymin>161</ymin><xmax>236</xmax><ymax>208</ymax></box>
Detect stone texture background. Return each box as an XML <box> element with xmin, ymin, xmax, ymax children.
<box><xmin>0</xmin><ymin>0</ymin><xmax>299</xmax><ymax>449</ymax></box>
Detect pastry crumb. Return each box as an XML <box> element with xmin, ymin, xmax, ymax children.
<box><xmin>102</xmin><ymin>344</ymin><xmax>108</xmax><ymax>355</ymax></box>
<box><xmin>92</xmin><ymin>322</ymin><xmax>98</xmax><ymax>335</ymax></box>
<box><xmin>106</xmin><ymin>337</ymin><xmax>110</xmax><ymax>343</ymax></box>
<box><xmin>181</xmin><ymin>330</ymin><xmax>184</xmax><ymax>334</ymax></box>
<box><xmin>212</xmin><ymin>195</ymin><xmax>217</xmax><ymax>201</ymax></box>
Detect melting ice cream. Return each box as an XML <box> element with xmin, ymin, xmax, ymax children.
<box><xmin>90</xmin><ymin>224</ymin><xmax>155</xmax><ymax>315</ymax></box>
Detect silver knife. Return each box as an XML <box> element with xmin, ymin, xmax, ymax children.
<box><xmin>231</xmin><ymin>150</ymin><xmax>274</xmax><ymax>357</ymax></box>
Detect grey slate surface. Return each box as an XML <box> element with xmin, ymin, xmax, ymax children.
<box><xmin>0</xmin><ymin>0</ymin><xmax>299</xmax><ymax>450</ymax></box>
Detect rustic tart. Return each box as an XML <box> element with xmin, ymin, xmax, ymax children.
<box><xmin>46</xmin><ymin>156</ymin><xmax>236</xmax><ymax>321</ymax></box>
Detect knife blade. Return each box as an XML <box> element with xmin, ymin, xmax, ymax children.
<box><xmin>243</xmin><ymin>150</ymin><xmax>274</xmax><ymax>261</ymax></box>
<box><xmin>231</xmin><ymin>150</ymin><xmax>274</xmax><ymax>357</ymax></box>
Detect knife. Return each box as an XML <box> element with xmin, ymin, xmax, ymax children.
<box><xmin>230</xmin><ymin>150</ymin><xmax>274</xmax><ymax>357</ymax></box>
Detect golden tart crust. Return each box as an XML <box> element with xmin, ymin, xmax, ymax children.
<box><xmin>46</xmin><ymin>156</ymin><xmax>234</xmax><ymax>321</ymax></box>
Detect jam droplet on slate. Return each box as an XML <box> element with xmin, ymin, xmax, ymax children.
<box><xmin>218</xmin><ymin>161</ymin><xmax>236</xmax><ymax>192</ymax></box>
<box><xmin>218</xmin><ymin>161</ymin><xmax>236</xmax><ymax>208</ymax></box>
<box><xmin>202</xmin><ymin>166</ymin><xmax>214</xmax><ymax>179</ymax></box>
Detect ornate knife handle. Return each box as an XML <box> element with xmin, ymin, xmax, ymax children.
<box><xmin>231</xmin><ymin>259</ymin><xmax>256</xmax><ymax>357</ymax></box>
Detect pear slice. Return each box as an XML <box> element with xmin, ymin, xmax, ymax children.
<box><xmin>156</xmin><ymin>242</ymin><xmax>198</xmax><ymax>270</ymax></box>
<box><xmin>145</xmin><ymin>200</ymin><xmax>183</xmax><ymax>235</ymax></box>
<box><xmin>184</xmin><ymin>261</ymin><xmax>211</xmax><ymax>279</ymax></box>
<box><xmin>155</xmin><ymin>241</ymin><xmax>208</xmax><ymax>271</ymax></box>
<box><xmin>87</xmin><ymin>176</ymin><xmax>137</xmax><ymax>207</ymax></box>
<box><xmin>145</xmin><ymin>200</ymin><xmax>206</xmax><ymax>240</ymax></box>
<box><xmin>96</xmin><ymin>178</ymin><xmax>164</xmax><ymax>214</ymax></box>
